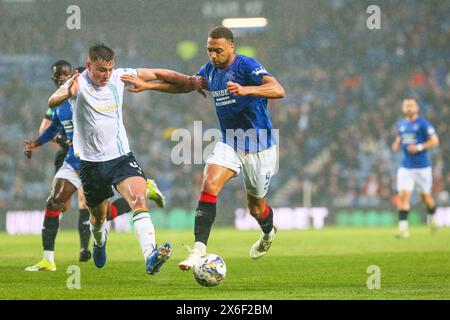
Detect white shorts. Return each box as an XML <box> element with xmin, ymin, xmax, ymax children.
<box><xmin>397</xmin><ymin>167</ymin><xmax>432</xmax><ymax>194</ymax></box>
<box><xmin>54</xmin><ymin>161</ymin><xmax>82</xmax><ymax>189</ymax></box>
<box><xmin>205</xmin><ymin>142</ymin><xmax>278</xmax><ymax>199</ymax></box>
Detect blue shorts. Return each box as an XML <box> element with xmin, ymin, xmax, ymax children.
<box><xmin>79</xmin><ymin>153</ymin><xmax>146</xmax><ymax>207</ymax></box>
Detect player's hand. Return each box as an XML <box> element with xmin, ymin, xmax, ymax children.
<box><xmin>121</xmin><ymin>74</ymin><xmax>150</xmax><ymax>93</ymax></box>
<box><xmin>407</xmin><ymin>144</ymin><xmax>422</xmax><ymax>154</ymax></box>
<box><xmin>189</xmin><ymin>76</ymin><xmax>208</xmax><ymax>98</ymax></box>
<box><xmin>24</xmin><ymin>140</ymin><xmax>36</xmax><ymax>159</ymax></box>
<box><xmin>67</xmin><ymin>71</ymin><xmax>80</xmax><ymax>97</ymax></box>
<box><xmin>226</xmin><ymin>81</ymin><xmax>247</xmax><ymax>96</ymax></box>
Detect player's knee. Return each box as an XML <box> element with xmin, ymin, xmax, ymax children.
<box><xmin>90</xmin><ymin>215</ymin><xmax>105</xmax><ymax>226</ymax></box>
<box><xmin>398</xmin><ymin>192</ymin><xmax>410</xmax><ymax>202</ymax></box>
<box><xmin>129</xmin><ymin>193</ymin><xmax>147</xmax><ymax>210</ymax></box>
<box><xmin>202</xmin><ymin>176</ymin><xmax>221</xmax><ymax>195</ymax></box>
<box><xmin>46</xmin><ymin>195</ymin><xmax>66</xmax><ymax>212</ymax></box>
<box><xmin>421</xmin><ymin>194</ymin><xmax>435</xmax><ymax>207</ymax></box>
<box><xmin>78</xmin><ymin>198</ymin><xmax>89</xmax><ymax>210</ymax></box>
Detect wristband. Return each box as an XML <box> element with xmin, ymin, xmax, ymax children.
<box><xmin>416</xmin><ymin>144</ymin><xmax>424</xmax><ymax>151</ymax></box>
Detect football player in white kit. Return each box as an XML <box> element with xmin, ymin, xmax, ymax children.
<box><xmin>48</xmin><ymin>44</ymin><xmax>205</xmax><ymax>275</ymax></box>
<box><xmin>392</xmin><ymin>98</ymin><xmax>440</xmax><ymax>238</ymax></box>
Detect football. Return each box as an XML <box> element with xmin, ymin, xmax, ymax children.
<box><xmin>192</xmin><ymin>254</ymin><xmax>227</xmax><ymax>287</ymax></box>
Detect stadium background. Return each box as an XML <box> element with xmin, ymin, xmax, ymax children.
<box><xmin>0</xmin><ymin>0</ymin><xmax>449</xmax><ymax>233</ymax></box>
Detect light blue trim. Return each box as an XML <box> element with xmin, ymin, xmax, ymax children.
<box><xmin>107</xmin><ymin>83</ymin><xmax>126</xmax><ymax>156</ymax></box>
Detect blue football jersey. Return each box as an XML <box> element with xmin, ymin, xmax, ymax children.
<box><xmin>396</xmin><ymin>117</ymin><xmax>436</xmax><ymax>168</ymax></box>
<box><xmin>197</xmin><ymin>55</ymin><xmax>277</xmax><ymax>152</ymax></box>
<box><xmin>38</xmin><ymin>100</ymin><xmax>80</xmax><ymax>170</ymax></box>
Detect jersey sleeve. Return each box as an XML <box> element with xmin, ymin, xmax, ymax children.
<box><xmin>37</xmin><ymin>113</ymin><xmax>63</xmax><ymax>145</ymax></box>
<box><xmin>116</xmin><ymin>68</ymin><xmax>139</xmax><ymax>87</ymax></box>
<box><xmin>44</xmin><ymin>108</ymin><xmax>54</xmax><ymax>120</ymax></box>
<box><xmin>395</xmin><ymin>121</ymin><xmax>401</xmax><ymax>135</ymax></box>
<box><xmin>196</xmin><ymin>64</ymin><xmax>208</xmax><ymax>78</ymax></box>
<box><xmin>242</xmin><ymin>57</ymin><xmax>272</xmax><ymax>85</ymax></box>
<box><xmin>422</xmin><ymin>119</ymin><xmax>436</xmax><ymax>138</ymax></box>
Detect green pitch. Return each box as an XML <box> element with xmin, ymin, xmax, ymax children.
<box><xmin>1</xmin><ymin>227</ymin><xmax>450</xmax><ymax>300</ymax></box>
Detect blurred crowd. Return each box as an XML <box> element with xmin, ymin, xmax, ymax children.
<box><xmin>0</xmin><ymin>0</ymin><xmax>449</xmax><ymax>213</ymax></box>
<box><xmin>274</xmin><ymin>0</ymin><xmax>450</xmax><ymax>207</ymax></box>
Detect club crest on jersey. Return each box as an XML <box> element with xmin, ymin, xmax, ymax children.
<box><xmin>226</xmin><ymin>71</ymin><xmax>236</xmax><ymax>82</ymax></box>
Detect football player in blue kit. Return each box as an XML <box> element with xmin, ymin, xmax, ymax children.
<box><xmin>392</xmin><ymin>98</ymin><xmax>440</xmax><ymax>238</ymax></box>
<box><xmin>39</xmin><ymin>60</ymin><xmax>72</xmax><ymax>174</ymax></box>
<box><xmin>24</xmin><ymin>62</ymin><xmax>95</xmax><ymax>270</ymax></box>
<box><xmin>121</xmin><ymin>26</ymin><xmax>285</xmax><ymax>269</ymax></box>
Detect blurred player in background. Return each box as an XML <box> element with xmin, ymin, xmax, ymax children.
<box><xmin>47</xmin><ymin>44</ymin><xmax>202</xmax><ymax>275</ymax></box>
<box><xmin>121</xmin><ymin>26</ymin><xmax>285</xmax><ymax>270</ymax></box>
<box><xmin>40</xmin><ymin>60</ymin><xmax>72</xmax><ymax>173</ymax></box>
<box><xmin>392</xmin><ymin>98</ymin><xmax>440</xmax><ymax>238</ymax></box>
<box><xmin>24</xmin><ymin>61</ymin><xmax>94</xmax><ymax>270</ymax></box>
<box><xmin>24</xmin><ymin>63</ymin><xmax>165</xmax><ymax>271</ymax></box>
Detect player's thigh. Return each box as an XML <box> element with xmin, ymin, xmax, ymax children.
<box><xmin>110</xmin><ymin>153</ymin><xmax>148</xmax><ymax>209</ymax></box>
<box><xmin>203</xmin><ymin>142</ymin><xmax>240</xmax><ymax>194</ymax></box>
<box><xmin>241</xmin><ymin>146</ymin><xmax>278</xmax><ymax>199</ymax></box>
<box><xmin>79</xmin><ymin>160</ymin><xmax>114</xmax><ymax>208</ymax></box>
<box><xmin>49</xmin><ymin>162</ymin><xmax>81</xmax><ymax>204</ymax></box>
<box><xmin>201</xmin><ymin>163</ymin><xmax>236</xmax><ymax>194</ymax></box>
<box><xmin>89</xmin><ymin>199</ymin><xmax>110</xmax><ymax>224</ymax></box>
<box><xmin>397</xmin><ymin>168</ymin><xmax>414</xmax><ymax>194</ymax></box>
<box><xmin>115</xmin><ymin>176</ymin><xmax>147</xmax><ymax>209</ymax></box>
<box><xmin>77</xmin><ymin>186</ymin><xmax>89</xmax><ymax>210</ymax></box>
<box><xmin>414</xmin><ymin>167</ymin><xmax>432</xmax><ymax>195</ymax></box>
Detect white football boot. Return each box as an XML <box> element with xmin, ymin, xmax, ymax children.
<box><xmin>395</xmin><ymin>229</ymin><xmax>410</xmax><ymax>239</ymax></box>
<box><xmin>250</xmin><ymin>226</ymin><xmax>277</xmax><ymax>259</ymax></box>
<box><xmin>179</xmin><ymin>248</ymin><xmax>203</xmax><ymax>271</ymax></box>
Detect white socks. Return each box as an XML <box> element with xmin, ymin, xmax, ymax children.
<box><xmin>90</xmin><ymin>222</ymin><xmax>107</xmax><ymax>247</ymax></box>
<box><xmin>43</xmin><ymin>250</ymin><xmax>55</xmax><ymax>264</ymax></box>
<box><xmin>399</xmin><ymin>220</ymin><xmax>409</xmax><ymax>232</ymax></box>
<box><xmin>194</xmin><ymin>242</ymin><xmax>207</xmax><ymax>256</ymax></box>
<box><xmin>263</xmin><ymin>227</ymin><xmax>276</xmax><ymax>240</ymax></box>
<box><xmin>133</xmin><ymin>211</ymin><xmax>156</xmax><ymax>260</ymax></box>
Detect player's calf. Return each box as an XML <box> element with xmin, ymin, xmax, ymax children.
<box><xmin>248</xmin><ymin>202</ymin><xmax>276</xmax><ymax>259</ymax></box>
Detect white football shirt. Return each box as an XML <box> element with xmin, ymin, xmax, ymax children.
<box><xmin>70</xmin><ymin>68</ymin><xmax>137</xmax><ymax>162</ymax></box>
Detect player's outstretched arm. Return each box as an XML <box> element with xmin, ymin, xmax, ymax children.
<box><xmin>121</xmin><ymin>73</ymin><xmax>207</xmax><ymax>96</ymax></box>
<box><xmin>226</xmin><ymin>75</ymin><xmax>285</xmax><ymax>99</ymax></box>
<box><xmin>24</xmin><ymin>119</ymin><xmax>63</xmax><ymax>159</ymax></box>
<box><xmin>137</xmin><ymin>68</ymin><xmax>192</xmax><ymax>83</ymax></box>
<box><xmin>48</xmin><ymin>71</ymin><xmax>79</xmax><ymax>108</ymax></box>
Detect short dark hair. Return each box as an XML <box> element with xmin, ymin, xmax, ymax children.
<box><xmin>88</xmin><ymin>44</ymin><xmax>115</xmax><ymax>62</ymax></box>
<box><xmin>208</xmin><ymin>26</ymin><xmax>234</xmax><ymax>42</ymax></box>
<box><xmin>51</xmin><ymin>60</ymin><xmax>71</xmax><ymax>72</ymax></box>
<box><xmin>74</xmin><ymin>66</ymin><xmax>86</xmax><ymax>74</ymax></box>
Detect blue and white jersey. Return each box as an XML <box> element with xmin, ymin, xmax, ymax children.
<box><xmin>197</xmin><ymin>55</ymin><xmax>276</xmax><ymax>152</ymax></box>
<box><xmin>38</xmin><ymin>100</ymin><xmax>80</xmax><ymax>170</ymax></box>
<box><xmin>396</xmin><ymin>117</ymin><xmax>436</xmax><ymax>168</ymax></box>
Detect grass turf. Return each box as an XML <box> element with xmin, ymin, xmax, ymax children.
<box><xmin>1</xmin><ymin>226</ymin><xmax>449</xmax><ymax>300</ymax></box>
